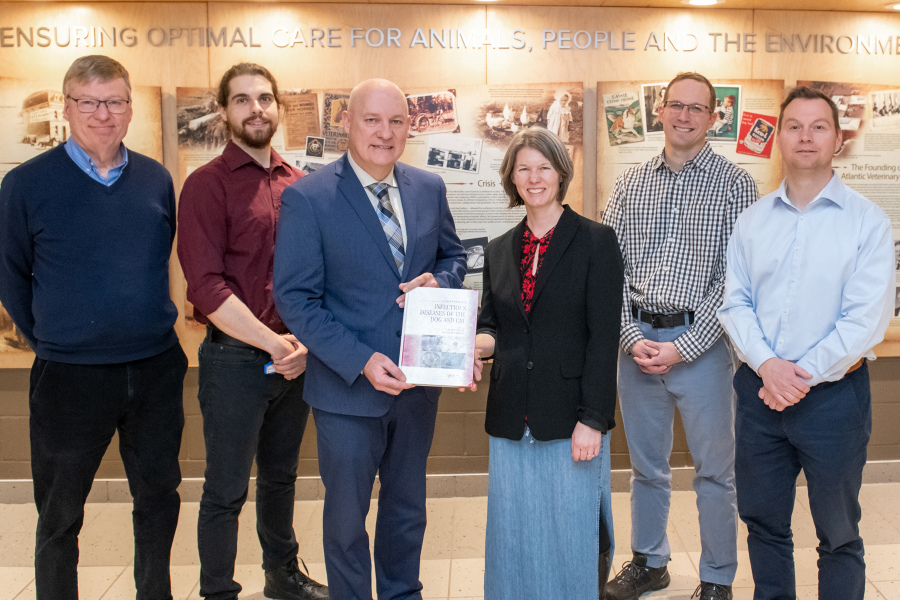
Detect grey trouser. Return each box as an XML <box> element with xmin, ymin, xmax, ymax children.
<box><xmin>618</xmin><ymin>322</ymin><xmax>738</xmax><ymax>585</ymax></box>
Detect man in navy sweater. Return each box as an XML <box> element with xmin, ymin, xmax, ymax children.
<box><xmin>0</xmin><ymin>55</ymin><xmax>187</xmax><ymax>600</ymax></box>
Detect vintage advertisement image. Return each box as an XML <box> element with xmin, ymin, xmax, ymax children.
<box><xmin>281</xmin><ymin>92</ymin><xmax>320</xmax><ymax>151</ymax></box>
<box><xmin>603</xmin><ymin>91</ymin><xmax>644</xmax><ymax>146</ymax></box>
<box><xmin>736</xmin><ymin>112</ymin><xmax>778</xmax><ymax>159</ymax></box>
<box><xmin>406</xmin><ymin>90</ymin><xmax>459</xmax><ymax>136</ymax></box>
<box><xmin>322</xmin><ymin>92</ymin><xmax>350</xmax><ymax>153</ymax></box>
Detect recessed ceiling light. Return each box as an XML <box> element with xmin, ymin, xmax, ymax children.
<box><xmin>682</xmin><ymin>0</ymin><xmax>722</xmax><ymax>5</ymax></box>
<box><xmin>886</xmin><ymin>2</ymin><xmax>900</xmax><ymax>8</ymax></box>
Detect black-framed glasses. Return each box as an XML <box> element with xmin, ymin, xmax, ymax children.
<box><xmin>664</xmin><ymin>101</ymin><xmax>710</xmax><ymax>116</ymax></box>
<box><xmin>66</xmin><ymin>96</ymin><xmax>130</xmax><ymax>114</ymax></box>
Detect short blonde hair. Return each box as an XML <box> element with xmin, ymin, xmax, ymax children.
<box><xmin>63</xmin><ymin>55</ymin><xmax>131</xmax><ymax>100</ymax></box>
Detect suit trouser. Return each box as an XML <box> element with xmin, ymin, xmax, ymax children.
<box><xmin>734</xmin><ymin>363</ymin><xmax>870</xmax><ymax>600</ymax></box>
<box><xmin>29</xmin><ymin>343</ymin><xmax>187</xmax><ymax>600</ymax></box>
<box><xmin>196</xmin><ymin>340</ymin><xmax>310</xmax><ymax>600</ymax></box>
<box><xmin>617</xmin><ymin>322</ymin><xmax>738</xmax><ymax>585</ymax></box>
<box><xmin>313</xmin><ymin>392</ymin><xmax>438</xmax><ymax>600</ymax></box>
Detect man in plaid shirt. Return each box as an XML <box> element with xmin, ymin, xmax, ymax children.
<box><xmin>602</xmin><ymin>72</ymin><xmax>757</xmax><ymax>600</ymax></box>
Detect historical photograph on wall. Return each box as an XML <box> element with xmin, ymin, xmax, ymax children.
<box><xmin>0</xmin><ymin>77</ymin><xmax>163</xmax><ymax>367</ymax></box>
<box><xmin>407</xmin><ymin>90</ymin><xmax>460</xmax><ymax>136</ymax></box>
<box><xmin>597</xmin><ymin>79</ymin><xmax>785</xmax><ymax>218</ymax></box>
<box><xmin>799</xmin><ymin>80</ymin><xmax>900</xmax><ymax>324</ymax></box>
<box><xmin>872</xmin><ymin>89</ymin><xmax>900</xmax><ymax>128</ymax></box>
<box><xmin>399</xmin><ymin>82</ymin><xmax>585</xmax><ymax>295</ymax></box>
<box><xmin>641</xmin><ymin>82</ymin><xmax>668</xmax><ymax>136</ymax></box>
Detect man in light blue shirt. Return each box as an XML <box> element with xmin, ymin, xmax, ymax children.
<box><xmin>718</xmin><ymin>86</ymin><xmax>895</xmax><ymax>600</ymax></box>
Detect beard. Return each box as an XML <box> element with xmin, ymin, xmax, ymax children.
<box><xmin>228</xmin><ymin>115</ymin><xmax>276</xmax><ymax>149</ymax></box>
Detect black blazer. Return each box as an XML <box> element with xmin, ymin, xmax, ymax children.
<box><xmin>478</xmin><ymin>205</ymin><xmax>624</xmax><ymax>441</ymax></box>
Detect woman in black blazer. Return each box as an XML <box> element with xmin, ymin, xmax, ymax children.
<box><xmin>464</xmin><ymin>128</ymin><xmax>624</xmax><ymax>599</ymax></box>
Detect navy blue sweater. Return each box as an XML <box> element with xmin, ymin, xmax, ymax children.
<box><xmin>0</xmin><ymin>144</ymin><xmax>179</xmax><ymax>364</ymax></box>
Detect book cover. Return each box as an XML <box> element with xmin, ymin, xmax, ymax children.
<box><xmin>604</xmin><ymin>91</ymin><xmax>644</xmax><ymax>146</ymax></box>
<box><xmin>398</xmin><ymin>287</ymin><xmax>479</xmax><ymax>387</ymax></box>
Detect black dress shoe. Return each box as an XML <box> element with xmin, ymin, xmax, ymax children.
<box><xmin>605</xmin><ymin>552</ymin><xmax>670</xmax><ymax>600</ymax></box>
<box><xmin>691</xmin><ymin>581</ymin><xmax>733</xmax><ymax>600</ymax></box>
<box><xmin>264</xmin><ymin>557</ymin><xmax>329</xmax><ymax>600</ymax></box>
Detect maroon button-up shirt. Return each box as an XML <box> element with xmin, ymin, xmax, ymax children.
<box><xmin>177</xmin><ymin>141</ymin><xmax>303</xmax><ymax>333</ymax></box>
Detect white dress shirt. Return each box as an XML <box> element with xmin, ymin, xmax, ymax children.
<box><xmin>347</xmin><ymin>152</ymin><xmax>408</xmax><ymax>245</ymax></box>
<box><xmin>718</xmin><ymin>173</ymin><xmax>895</xmax><ymax>385</ymax></box>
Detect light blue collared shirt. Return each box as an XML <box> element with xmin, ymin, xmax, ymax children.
<box><xmin>718</xmin><ymin>173</ymin><xmax>895</xmax><ymax>385</ymax></box>
<box><xmin>64</xmin><ymin>138</ymin><xmax>129</xmax><ymax>186</ymax></box>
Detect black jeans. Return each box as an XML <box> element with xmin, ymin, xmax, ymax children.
<box><xmin>29</xmin><ymin>343</ymin><xmax>187</xmax><ymax>600</ymax></box>
<box><xmin>735</xmin><ymin>363</ymin><xmax>871</xmax><ymax>600</ymax></box>
<box><xmin>196</xmin><ymin>340</ymin><xmax>310</xmax><ymax>600</ymax></box>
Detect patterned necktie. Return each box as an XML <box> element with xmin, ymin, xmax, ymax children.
<box><xmin>367</xmin><ymin>182</ymin><xmax>405</xmax><ymax>274</ymax></box>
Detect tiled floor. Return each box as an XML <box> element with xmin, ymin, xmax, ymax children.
<box><xmin>1</xmin><ymin>483</ymin><xmax>899</xmax><ymax>599</ymax></box>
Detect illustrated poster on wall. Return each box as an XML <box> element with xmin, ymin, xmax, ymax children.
<box><xmin>604</xmin><ymin>91</ymin><xmax>644</xmax><ymax>146</ymax></box>
<box><xmin>0</xmin><ymin>77</ymin><xmax>163</xmax><ymax>367</ymax></box>
<box><xmin>596</xmin><ymin>79</ymin><xmax>785</xmax><ymax>218</ymax></box>
<box><xmin>736</xmin><ymin>112</ymin><xmax>778</xmax><ymax>159</ymax></box>
<box><xmin>798</xmin><ymin>80</ymin><xmax>900</xmax><ymax>326</ymax></box>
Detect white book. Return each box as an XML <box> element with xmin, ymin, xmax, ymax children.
<box><xmin>398</xmin><ymin>287</ymin><xmax>479</xmax><ymax>387</ymax></box>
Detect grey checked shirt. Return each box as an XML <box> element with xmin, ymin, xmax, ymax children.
<box><xmin>602</xmin><ymin>143</ymin><xmax>757</xmax><ymax>362</ymax></box>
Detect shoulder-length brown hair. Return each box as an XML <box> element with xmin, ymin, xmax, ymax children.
<box><xmin>499</xmin><ymin>127</ymin><xmax>573</xmax><ymax>209</ymax></box>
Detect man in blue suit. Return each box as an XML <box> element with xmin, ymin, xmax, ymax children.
<box><xmin>274</xmin><ymin>78</ymin><xmax>466</xmax><ymax>600</ymax></box>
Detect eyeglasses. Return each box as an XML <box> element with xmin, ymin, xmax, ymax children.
<box><xmin>66</xmin><ymin>96</ymin><xmax>130</xmax><ymax>114</ymax></box>
<box><xmin>664</xmin><ymin>101</ymin><xmax>710</xmax><ymax>116</ymax></box>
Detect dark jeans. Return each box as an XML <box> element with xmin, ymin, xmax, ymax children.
<box><xmin>29</xmin><ymin>343</ymin><xmax>187</xmax><ymax>600</ymax></box>
<box><xmin>734</xmin><ymin>362</ymin><xmax>871</xmax><ymax>600</ymax></box>
<box><xmin>196</xmin><ymin>340</ymin><xmax>310</xmax><ymax>600</ymax></box>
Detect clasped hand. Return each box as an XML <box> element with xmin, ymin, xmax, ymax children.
<box><xmin>758</xmin><ymin>357</ymin><xmax>812</xmax><ymax>412</ymax></box>
<box><xmin>271</xmin><ymin>334</ymin><xmax>307</xmax><ymax>380</ymax></box>
<box><xmin>632</xmin><ymin>339</ymin><xmax>682</xmax><ymax>375</ymax></box>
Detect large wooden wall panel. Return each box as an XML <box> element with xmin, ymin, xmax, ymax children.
<box><xmin>205</xmin><ymin>3</ymin><xmax>488</xmax><ymax>89</ymax></box>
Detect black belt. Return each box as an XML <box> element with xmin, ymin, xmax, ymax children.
<box><xmin>206</xmin><ymin>325</ymin><xmax>256</xmax><ymax>350</ymax></box>
<box><xmin>632</xmin><ymin>306</ymin><xmax>694</xmax><ymax>329</ymax></box>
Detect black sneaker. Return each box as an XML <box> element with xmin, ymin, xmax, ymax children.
<box><xmin>264</xmin><ymin>557</ymin><xmax>329</xmax><ymax>600</ymax></box>
<box><xmin>605</xmin><ymin>552</ymin><xmax>671</xmax><ymax>600</ymax></box>
<box><xmin>691</xmin><ymin>582</ymin><xmax>733</xmax><ymax>600</ymax></box>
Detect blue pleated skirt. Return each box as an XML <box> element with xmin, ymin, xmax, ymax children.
<box><xmin>484</xmin><ymin>427</ymin><xmax>615</xmax><ymax>600</ymax></box>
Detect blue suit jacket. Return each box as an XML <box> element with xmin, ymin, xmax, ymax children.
<box><xmin>274</xmin><ymin>155</ymin><xmax>466</xmax><ymax>417</ymax></box>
